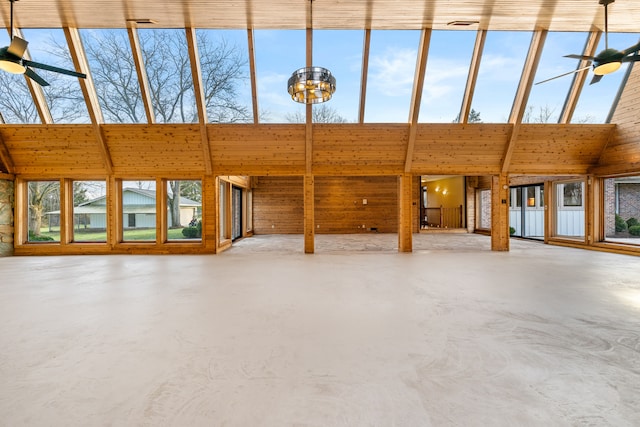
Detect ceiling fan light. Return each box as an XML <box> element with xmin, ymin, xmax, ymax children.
<box><xmin>593</xmin><ymin>61</ymin><xmax>621</xmax><ymax>75</ymax></box>
<box><xmin>0</xmin><ymin>58</ymin><xmax>26</xmax><ymax>74</ymax></box>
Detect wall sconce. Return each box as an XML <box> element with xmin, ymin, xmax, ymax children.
<box><xmin>435</xmin><ymin>186</ymin><xmax>440</xmax><ymax>193</ymax></box>
<box><xmin>442</xmin><ymin>189</ymin><xmax>448</xmax><ymax>196</ymax></box>
<box><xmin>527</xmin><ymin>197</ymin><xmax>535</xmax><ymax>207</ymax></box>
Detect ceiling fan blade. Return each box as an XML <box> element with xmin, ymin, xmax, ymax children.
<box><xmin>7</xmin><ymin>36</ymin><xmax>28</xmax><ymax>58</ymax></box>
<box><xmin>564</xmin><ymin>54</ymin><xmax>595</xmax><ymax>61</ymax></box>
<box><xmin>534</xmin><ymin>65</ymin><xmax>592</xmax><ymax>85</ymax></box>
<box><xmin>590</xmin><ymin>74</ymin><xmax>603</xmax><ymax>85</ymax></box>
<box><xmin>622</xmin><ymin>40</ymin><xmax>640</xmax><ymax>56</ymax></box>
<box><xmin>24</xmin><ymin>68</ymin><xmax>50</xmax><ymax>87</ymax></box>
<box><xmin>22</xmin><ymin>59</ymin><xmax>87</xmax><ymax>79</ymax></box>
<box><xmin>621</xmin><ymin>54</ymin><xmax>640</xmax><ymax>63</ymax></box>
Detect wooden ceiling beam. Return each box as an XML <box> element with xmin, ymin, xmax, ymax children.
<box><xmin>305</xmin><ymin>27</ymin><xmax>313</xmax><ymax>174</ymax></box>
<box><xmin>405</xmin><ymin>28</ymin><xmax>431</xmax><ymax>173</ymax></box>
<box><xmin>185</xmin><ymin>27</ymin><xmax>213</xmax><ymax>175</ymax></box>
<box><xmin>559</xmin><ymin>31</ymin><xmax>602</xmax><ymax>124</ymax></box>
<box><xmin>0</xmin><ymin>133</ymin><xmax>14</xmax><ymax>175</ymax></box>
<box><xmin>10</xmin><ymin>28</ymin><xmax>53</xmax><ymax>124</ymax></box>
<box><xmin>459</xmin><ymin>30</ymin><xmax>486</xmax><ymax>124</ymax></box>
<box><xmin>502</xmin><ymin>30</ymin><xmax>547</xmax><ymax>174</ymax></box>
<box><xmin>127</xmin><ymin>27</ymin><xmax>156</xmax><ymax>124</ymax></box>
<box><xmin>247</xmin><ymin>29</ymin><xmax>259</xmax><ymax>124</ymax></box>
<box><xmin>63</xmin><ymin>27</ymin><xmax>113</xmax><ymax>175</ymax></box>
<box><xmin>358</xmin><ymin>29</ymin><xmax>371</xmax><ymax>124</ymax></box>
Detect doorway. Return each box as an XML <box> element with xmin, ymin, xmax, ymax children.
<box><xmin>232</xmin><ymin>186</ymin><xmax>243</xmax><ymax>241</ymax></box>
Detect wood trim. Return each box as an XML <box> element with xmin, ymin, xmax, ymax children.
<box><xmin>0</xmin><ymin>132</ymin><xmax>15</xmax><ymax>175</ymax></box>
<box><xmin>509</xmin><ymin>30</ymin><xmax>547</xmax><ymax>124</ymax></box>
<box><xmin>490</xmin><ymin>174</ymin><xmax>509</xmax><ymax>251</ymax></box>
<box><xmin>64</xmin><ymin>27</ymin><xmax>113</xmax><ymax>174</ymax></box>
<box><xmin>127</xmin><ymin>27</ymin><xmax>156</xmax><ymax>124</ymax></box>
<box><xmin>12</xmin><ymin>28</ymin><xmax>53</xmax><ymax>124</ymax></box>
<box><xmin>306</xmin><ymin>27</ymin><xmax>313</xmax><ymax>174</ymax></box>
<box><xmin>304</xmin><ymin>174</ymin><xmax>314</xmax><ymax>254</ymax></box>
<box><xmin>61</xmin><ymin>178</ymin><xmax>72</xmax><ymax>245</ymax></box>
<box><xmin>358</xmin><ymin>29</ymin><xmax>371</xmax><ymax>124</ymax></box>
<box><xmin>501</xmin><ymin>124</ymin><xmax>520</xmax><ymax>174</ymax></box>
<box><xmin>185</xmin><ymin>27</ymin><xmax>213</xmax><ymax>175</ymax></box>
<box><xmin>559</xmin><ymin>31</ymin><xmax>601</xmax><ymax>124</ymax></box>
<box><xmin>405</xmin><ymin>28</ymin><xmax>431</xmax><ymax>173</ymax></box>
<box><xmin>459</xmin><ymin>30</ymin><xmax>486</xmax><ymax>124</ymax></box>
<box><xmin>398</xmin><ymin>173</ymin><xmax>413</xmax><ymax>252</ymax></box>
<box><xmin>247</xmin><ymin>29</ymin><xmax>259</xmax><ymax>124</ymax></box>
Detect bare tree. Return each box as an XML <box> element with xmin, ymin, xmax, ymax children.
<box><xmin>28</xmin><ymin>181</ymin><xmax>59</xmax><ymax>237</ymax></box>
<box><xmin>522</xmin><ymin>105</ymin><xmax>556</xmax><ymax>123</ymax></box>
<box><xmin>286</xmin><ymin>104</ymin><xmax>349</xmax><ymax>123</ymax></box>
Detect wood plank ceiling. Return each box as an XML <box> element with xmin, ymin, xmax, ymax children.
<box><xmin>2</xmin><ymin>0</ymin><xmax>640</xmax><ymax>32</ymax></box>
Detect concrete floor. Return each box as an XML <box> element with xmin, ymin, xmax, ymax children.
<box><xmin>1</xmin><ymin>234</ymin><xmax>639</xmax><ymax>426</ymax></box>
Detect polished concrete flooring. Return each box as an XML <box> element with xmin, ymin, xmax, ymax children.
<box><xmin>1</xmin><ymin>234</ymin><xmax>639</xmax><ymax>426</ymax></box>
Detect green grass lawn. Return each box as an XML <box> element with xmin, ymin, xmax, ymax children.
<box><xmin>34</xmin><ymin>227</ymin><xmax>198</xmax><ymax>242</ymax></box>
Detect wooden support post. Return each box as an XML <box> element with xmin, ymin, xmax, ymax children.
<box><xmin>398</xmin><ymin>173</ymin><xmax>413</xmax><ymax>253</ymax></box>
<box><xmin>491</xmin><ymin>174</ymin><xmax>510</xmax><ymax>251</ymax></box>
<box><xmin>304</xmin><ymin>174</ymin><xmax>315</xmax><ymax>254</ymax></box>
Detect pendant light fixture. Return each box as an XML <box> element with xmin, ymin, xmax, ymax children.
<box><xmin>287</xmin><ymin>0</ymin><xmax>336</xmax><ymax>104</ymax></box>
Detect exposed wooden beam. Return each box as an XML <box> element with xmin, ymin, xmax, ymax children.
<box><xmin>358</xmin><ymin>29</ymin><xmax>371</xmax><ymax>124</ymax></box>
<box><xmin>559</xmin><ymin>31</ymin><xmax>602</xmax><ymax>124</ymax></box>
<box><xmin>459</xmin><ymin>30</ymin><xmax>486</xmax><ymax>124</ymax></box>
<box><xmin>491</xmin><ymin>174</ymin><xmax>509</xmax><ymax>251</ymax></box>
<box><xmin>247</xmin><ymin>29</ymin><xmax>260</xmax><ymax>124</ymax></box>
<box><xmin>63</xmin><ymin>27</ymin><xmax>113</xmax><ymax>174</ymax></box>
<box><xmin>306</xmin><ymin>27</ymin><xmax>313</xmax><ymax>174</ymax></box>
<box><xmin>509</xmin><ymin>30</ymin><xmax>547</xmax><ymax>124</ymax></box>
<box><xmin>0</xmin><ymin>133</ymin><xmax>15</xmax><ymax>175</ymax></box>
<box><xmin>398</xmin><ymin>173</ymin><xmax>413</xmax><ymax>252</ymax></box>
<box><xmin>503</xmin><ymin>30</ymin><xmax>547</xmax><ymax>174</ymax></box>
<box><xmin>127</xmin><ymin>26</ymin><xmax>156</xmax><ymax>124</ymax></box>
<box><xmin>11</xmin><ymin>28</ymin><xmax>52</xmax><ymax>124</ymax></box>
<box><xmin>405</xmin><ymin>28</ymin><xmax>431</xmax><ymax>173</ymax></box>
<box><xmin>185</xmin><ymin>27</ymin><xmax>213</xmax><ymax>175</ymax></box>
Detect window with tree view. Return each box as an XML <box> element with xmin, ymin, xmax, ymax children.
<box><xmin>28</xmin><ymin>181</ymin><xmax>60</xmax><ymax>242</ymax></box>
<box><xmin>122</xmin><ymin>180</ymin><xmax>156</xmax><ymax>242</ymax></box>
<box><xmin>167</xmin><ymin>180</ymin><xmax>202</xmax><ymax>241</ymax></box>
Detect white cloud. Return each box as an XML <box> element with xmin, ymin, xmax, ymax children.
<box><xmin>369</xmin><ymin>48</ymin><xmax>417</xmax><ymax>97</ymax></box>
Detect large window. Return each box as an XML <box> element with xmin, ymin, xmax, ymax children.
<box><xmin>167</xmin><ymin>180</ymin><xmax>202</xmax><ymax>241</ymax></box>
<box><xmin>603</xmin><ymin>176</ymin><xmax>640</xmax><ymax>245</ymax></box>
<box><xmin>122</xmin><ymin>180</ymin><xmax>156</xmax><ymax>241</ymax></box>
<box><xmin>219</xmin><ymin>180</ymin><xmax>229</xmax><ymax>241</ymax></box>
<box><xmin>554</xmin><ymin>181</ymin><xmax>585</xmax><ymax>239</ymax></box>
<box><xmin>73</xmin><ymin>180</ymin><xmax>107</xmax><ymax>242</ymax></box>
<box><xmin>27</xmin><ymin>181</ymin><xmax>61</xmax><ymax>242</ymax></box>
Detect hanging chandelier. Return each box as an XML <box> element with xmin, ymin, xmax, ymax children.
<box><xmin>287</xmin><ymin>0</ymin><xmax>336</xmax><ymax>104</ymax></box>
<box><xmin>287</xmin><ymin>66</ymin><xmax>336</xmax><ymax>104</ymax></box>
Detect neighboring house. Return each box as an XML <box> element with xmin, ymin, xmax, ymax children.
<box><xmin>47</xmin><ymin>188</ymin><xmax>201</xmax><ymax>230</ymax></box>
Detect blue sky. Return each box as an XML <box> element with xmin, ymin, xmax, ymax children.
<box><xmin>3</xmin><ymin>28</ymin><xmax>638</xmax><ymax>125</ymax></box>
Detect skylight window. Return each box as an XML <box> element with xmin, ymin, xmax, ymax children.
<box><xmin>526</xmin><ymin>32</ymin><xmax>589</xmax><ymax>123</ymax></box>
<box><xmin>80</xmin><ymin>29</ymin><xmax>146</xmax><ymax>124</ymax></box>
<box><xmin>311</xmin><ymin>30</ymin><xmax>363</xmax><ymax>123</ymax></box>
<box><xmin>138</xmin><ymin>29</ymin><xmax>197</xmax><ymax>124</ymax></box>
<box><xmin>21</xmin><ymin>28</ymin><xmax>90</xmax><ymax>124</ymax></box>
<box><xmin>364</xmin><ymin>30</ymin><xmax>420</xmax><ymax>123</ymax></box>
<box><xmin>470</xmin><ymin>31</ymin><xmax>532</xmax><ymax>123</ymax></box>
<box><xmin>419</xmin><ymin>30</ymin><xmax>476</xmax><ymax>123</ymax></box>
<box><xmin>253</xmin><ymin>30</ymin><xmax>306</xmax><ymax>123</ymax></box>
<box><xmin>196</xmin><ymin>30</ymin><xmax>254</xmax><ymax>124</ymax></box>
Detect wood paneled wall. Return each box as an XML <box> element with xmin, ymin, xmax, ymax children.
<box><xmin>595</xmin><ymin>64</ymin><xmax>640</xmax><ymax>176</ymax></box>
<box><xmin>0</xmin><ymin>123</ymin><xmax>616</xmax><ymax>177</ymax></box>
<box><xmin>252</xmin><ymin>176</ymin><xmax>406</xmax><ymax>235</ymax></box>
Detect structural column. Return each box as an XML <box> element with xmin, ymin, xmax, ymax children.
<box><xmin>491</xmin><ymin>174</ymin><xmax>510</xmax><ymax>251</ymax></box>
<box><xmin>0</xmin><ymin>177</ymin><xmax>14</xmax><ymax>256</ymax></box>
<box><xmin>398</xmin><ymin>173</ymin><xmax>413</xmax><ymax>252</ymax></box>
<box><xmin>304</xmin><ymin>174</ymin><xmax>315</xmax><ymax>254</ymax></box>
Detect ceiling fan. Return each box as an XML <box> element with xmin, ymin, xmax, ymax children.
<box><xmin>535</xmin><ymin>0</ymin><xmax>640</xmax><ymax>85</ymax></box>
<box><xmin>0</xmin><ymin>0</ymin><xmax>86</xmax><ymax>86</ymax></box>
